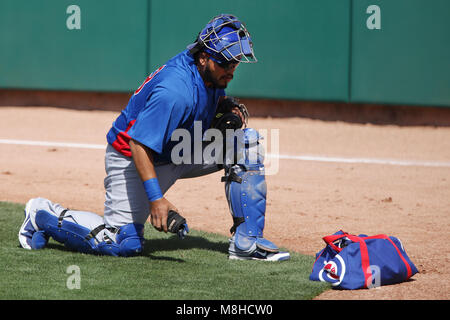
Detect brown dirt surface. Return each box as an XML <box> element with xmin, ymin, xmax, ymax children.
<box><xmin>1</xmin><ymin>106</ymin><xmax>449</xmax><ymax>300</ymax></box>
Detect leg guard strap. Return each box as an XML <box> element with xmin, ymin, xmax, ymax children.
<box><xmin>230</xmin><ymin>217</ymin><xmax>245</xmax><ymax>234</ymax></box>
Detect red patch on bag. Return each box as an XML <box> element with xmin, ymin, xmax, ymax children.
<box><xmin>324</xmin><ymin>262</ymin><xmax>340</xmax><ymax>280</ymax></box>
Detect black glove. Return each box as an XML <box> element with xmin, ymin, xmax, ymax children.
<box><xmin>211</xmin><ymin>112</ymin><xmax>243</xmax><ymax>134</ymax></box>
<box><xmin>211</xmin><ymin>97</ymin><xmax>249</xmax><ymax>134</ymax></box>
<box><xmin>167</xmin><ymin>210</ymin><xmax>189</xmax><ymax>239</ymax></box>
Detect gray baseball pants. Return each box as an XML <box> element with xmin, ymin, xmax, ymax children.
<box><xmin>103</xmin><ymin>144</ymin><xmax>221</xmax><ymax>228</ymax></box>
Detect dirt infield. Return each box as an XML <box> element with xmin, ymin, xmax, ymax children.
<box><xmin>1</xmin><ymin>106</ymin><xmax>449</xmax><ymax>300</ymax></box>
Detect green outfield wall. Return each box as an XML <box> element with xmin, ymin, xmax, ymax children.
<box><xmin>0</xmin><ymin>0</ymin><xmax>449</xmax><ymax>107</ymax></box>
<box><xmin>350</xmin><ymin>0</ymin><xmax>450</xmax><ymax>107</ymax></box>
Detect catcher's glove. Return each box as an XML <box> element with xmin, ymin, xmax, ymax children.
<box><xmin>211</xmin><ymin>97</ymin><xmax>249</xmax><ymax>133</ymax></box>
<box><xmin>167</xmin><ymin>210</ymin><xmax>189</xmax><ymax>239</ymax></box>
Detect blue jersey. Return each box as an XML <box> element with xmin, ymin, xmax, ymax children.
<box><xmin>107</xmin><ymin>50</ymin><xmax>225</xmax><ymax>163</ymax></box>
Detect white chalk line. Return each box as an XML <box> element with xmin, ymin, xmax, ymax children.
<box><xmin>1</xmin><ymin>138</ymin><xmax>450</xmax><ymax>168</ymax></box>
<box><xmin>0</xmin><ymin>139</ymin><xmax>106</xmax><ymax>150</ymax></box>
<box><xmin>268</xmin><ymin>154</ymin><xmax>450</xmax><ymax>168</ymax></box>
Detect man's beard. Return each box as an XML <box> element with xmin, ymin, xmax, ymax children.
<box><xmin>203</xmin><ymin>65</ymin><xmax>229</xmax><ymax>89</ymax></box>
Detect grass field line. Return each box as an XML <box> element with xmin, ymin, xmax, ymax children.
<box><xmin>1</xmin><ymin>138</ymin><xmax>450</xmax><ymax>168</ymax></box>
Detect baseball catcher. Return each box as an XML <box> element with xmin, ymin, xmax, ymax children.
<box><xmin>18</xmin><ymin>14</ymin><xmax>290</xmax><ymax>261</ymax></box>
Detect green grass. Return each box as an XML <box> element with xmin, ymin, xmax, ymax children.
<box><xmin>0</xmin><ymin>201</ymin><xmax>330</xmax><ymax>300</ymax></box>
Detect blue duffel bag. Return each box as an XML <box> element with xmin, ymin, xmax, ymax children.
<box><xmin>310</xmin><ymin>230</ymin><xmax>418</xmax><ymax>290</ymax></box>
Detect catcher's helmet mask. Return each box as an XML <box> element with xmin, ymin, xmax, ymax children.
<box><xmin>188</xmin><ymin>14</ymin><xmax>257</xmax><ymax>64</ymax></box>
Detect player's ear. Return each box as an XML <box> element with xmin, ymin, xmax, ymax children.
<box><xmin>197</xmin><ymin>52</ymin><xmax>208</xmax><ymax>67</ymax></box>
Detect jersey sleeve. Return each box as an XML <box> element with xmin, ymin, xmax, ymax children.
<box><xmin>128</xmin><ymin>83</ymin><xmax>191</xmax><ymax>154</ymax></box>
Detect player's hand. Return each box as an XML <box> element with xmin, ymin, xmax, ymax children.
<box><xmin>231</xmin><ymin>106</ymin><xmax>246</xmax><ymax>127</ymax></box>
<box><xmin>149</xmin><ymin>197</ymin><xmax>178</xmax><ymax>233</ymax></box>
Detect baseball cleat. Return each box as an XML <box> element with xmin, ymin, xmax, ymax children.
<box><xmin>18</xmin><ymin>198</ymin><xmax>38</xmax><ymax>249</ymax></box>
<box><xmin>18</xmin><ymin>198</ymin><xmax>48</xmax><ymax>250</ymax></box>
<box><xmin>228</xmin><ymin>237</ymin><xmax>290</xmax><ymax>261</ymax></box>
<box><xmin>229</xmin><ymin>249</ymin><xmax>291</xmax><ymax>261</ymax></box>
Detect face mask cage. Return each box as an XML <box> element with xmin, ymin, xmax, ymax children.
<box><xmin>198</xmin><ymin>14</ymin><xmax>257</xmax><ymax>63</ymax></box>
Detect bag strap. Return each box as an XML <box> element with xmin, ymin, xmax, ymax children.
<box><xmin>385</xmin><ymin>237</ymin><xmax>413</xmax><ymax>278</ymax></box>
<box><xmin>322</xmin><ymin>231</ymin><xmax>350</xmax><ymax>253</ymax></box>
<box><xmin>363</xmin><ymin>234</ymin><xmax>413</xmax><ymax>279</ymax></box>
<box><xmin>323</xmin><ymin>232</ymin><xmax>372</xmax><ymax>288</ymax></box>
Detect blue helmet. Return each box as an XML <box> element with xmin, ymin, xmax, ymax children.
<box><xmin>188</xmin><ymin>14</ymin><xmax>257</xmax><ymax>63</ymax></box>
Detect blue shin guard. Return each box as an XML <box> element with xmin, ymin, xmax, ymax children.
<box><xmin>224</xmin><ymin>128</ymin><xmax>281</xmax><ymax>258</ymax></box>
<box><xmin>35</xmin><ymin>209</ymin><xmax>98</xmax><ymax>254</ymax></box>
<box><xmin>225</xmin><ymin>164</ymin><xmax>279</xmax><ymax>254</ymax></box>
<box><xmin>35</xmin><ymin>210</ymin><xmax>144</xmax><ymax>257</ymax></box>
